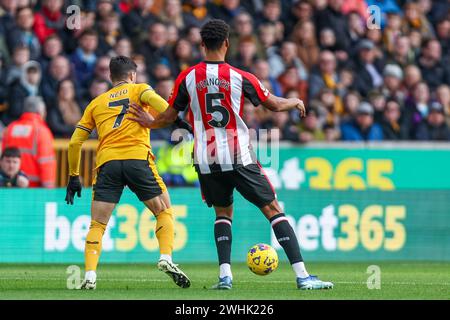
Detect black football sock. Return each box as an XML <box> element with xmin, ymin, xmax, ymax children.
<box><xmin>270</xmin><ymin>213</ymin><xmax>303</xmax><ymax>264</ymax></box>
<box><xmin>214</xmin><ymin>216</ymin><xmax>232</xmax><ymax>267</ymax></box>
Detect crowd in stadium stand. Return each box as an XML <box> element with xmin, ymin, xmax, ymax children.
<box><xmin>0</xmin><ymin>0</ymin><xmax>449</xmax><ymax>143</ymax></box>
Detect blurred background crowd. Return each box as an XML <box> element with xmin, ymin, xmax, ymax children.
<box><xmin>0</xmin><ymin>0</ymin><xmax>449</xmax><ymax>145</ymax></box>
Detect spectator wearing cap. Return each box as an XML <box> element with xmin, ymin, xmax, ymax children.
<box><xmin>415</xmin><ymin>102</ymin><xmax>450</xmax><ymax>141</ymax></box>
<box><xmin>0</xmin><ymin>147</ymin><xmax>29</xmax><ymax>188</ymax></box>
<box><xmin>418</xmin><ymin>39</ymin><xmax>450</xmax><ymax>91</ymax></box>
<box><xmin>381</xmin><ymin>99</ymin><xmax>407</xmax><ymax>140</ymax></box>
<box><xmin>314</xmin><ymin>0</ymin><xmax>351</xmax><ymax>51</ymax></box>
<box><xmin>4</xmin><ymin>61</ymin><xmax>42</xmax><ymax>125</ymax></box>
<box><xmin>70</xmin><ymin>29</ymin><xmax>99</xmax><ymax>90</ymax></box>
<box><xmin>353</xmin><ymin>39</ymin><xmax>384</xmax><ymax>98</ymax></box>
<box><xmin>7</xmin><ymin>6</ymin><xmax>41</xmax><ymax>61</ymax></box>
<box><xmin>381</xmin><ymin>64</ymin><xmax>406</xmax><ymax>103</ymax></box>
<box><xmin>340</xmin><ymin>102</ymin><xmax>384</xmax><ymax>141</ymax></box>
<box><xmin>33</xmin><ymin>0</ymin><xmax>66</xmax><ymax>44</ymax></box>
<box><xmin>2</xmin><ymin>96</ymin><xmax>56</xmax><ymax>188</ymax></box>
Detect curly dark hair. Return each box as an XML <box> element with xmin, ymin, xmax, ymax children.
<box><xmin>200</xmin><ymin>19</ymin><xmax>230</xmax><ymax>51</ymax></box>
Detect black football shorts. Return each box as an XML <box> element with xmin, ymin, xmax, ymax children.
<box><xmin>93</xmin><ymin>159</ymin><xmax>167</xmax><ymax>203</ymax></box>
<box><xmin>198</xmin><ymin>163</ymin><xmax>276</xmax><ymax>208</ymax></box>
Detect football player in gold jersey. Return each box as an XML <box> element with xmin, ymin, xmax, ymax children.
<box><xmin>66</xmin><ymin>56</ymin><xmax>191</xmax><ymax>290</ymax></box>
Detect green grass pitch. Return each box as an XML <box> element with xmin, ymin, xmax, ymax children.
<box><xmin>0</xmin><ymin>262</ymin><xmax>449</xmax><ymax>300</ymax></box>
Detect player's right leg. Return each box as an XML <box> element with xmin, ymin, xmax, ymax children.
<box><xmin>124</xmin><ymin>158</ymin><xmax>190</xmax><ymax>288</ymax></box>
<box><xmin>78</xmin><ymin>161</ymin><xmax>125</xmax><ymax>290</ymax></box>
<box><xmin>198</xmin><ymin>172</ymin><xmax>234</xmax><ymax>290</ymax></box>
<box><xmin>233</xmin><ymin>163</ymin><xmax>333</xmax><ymax>290</ymax></box>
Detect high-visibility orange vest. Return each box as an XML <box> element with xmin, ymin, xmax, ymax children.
<box><xmin>2</xmin><ymin>112</ymin><xmax>56</xmax><ymax>188</ymax></box>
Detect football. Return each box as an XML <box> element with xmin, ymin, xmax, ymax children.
<box><xmin>247</xmin><ymin>243</ymin><xmax>279</xmax><ymax>276</ymax></box>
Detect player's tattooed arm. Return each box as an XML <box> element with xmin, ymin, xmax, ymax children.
<box><xmin>128</xmin><ymin>102</ymin><xmax>179</xmax><ymax>129</ymax></box>
<box><xmin>261</xmin><ymin>95</ymin><xmax>306</xmax><ymax>117</ymax></box>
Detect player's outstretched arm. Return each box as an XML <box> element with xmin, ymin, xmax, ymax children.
<box><xmin>128</xmin><ymin>103</ymin><xmax>179</xmax><ymax>129</ymax></box>
<box><xmin>261</xmin><ymin>95</ymin><xmax>306</xmax><ymax>117</ymax></box>
<box><xmin>66</xmin><ymin>128</ymin><xmax>89</xmax><ymax>204</ymax></box>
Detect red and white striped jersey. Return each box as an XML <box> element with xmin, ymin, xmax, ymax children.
<box><xmin>168</xmin><ymin>61</ymin><xmax>270</xmax><ymax>174</ymax></box>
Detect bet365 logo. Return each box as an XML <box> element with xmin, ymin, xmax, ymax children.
<box><xmin>271</xmin><ymin>204</ymin><xmax>406</xmax><ymax>252</ymax></box>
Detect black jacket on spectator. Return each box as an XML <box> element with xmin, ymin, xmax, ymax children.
<box><xmin>139</xmin><ymin>42</ymin><xmax>175</xmax><ymax>77</ymax></box>
<box><xmin>381</xmin><ymin>120</ymin><xmax>409</xmax><ymax>140</ymax></box>
<box><xmin>352</xmin><ymin>59</ymin><xmax>385</xmax><ymax>98</ymax></box>
<box><xmin>121</xmin><ymin>9</ymin><xmax>158</xmax><ymax>46</ymax></box>
<box><xmin>418</xmin><ymin>59</ymin><xmax>450</xmax><ymax>91</ymax></box>
<box><xmin>415</xmin><ymin>121</ymin><xmax>450</xmax><ymax>141</ymax></box>
<box><xmin>314</xmin><ymin>7</ymin><xmax>350</xmax><ymax>51</ymax></box>
<box><xmin>3</xmin><ymin>80</ymin><xmax>41</xmax><ymax>125</ymax></box>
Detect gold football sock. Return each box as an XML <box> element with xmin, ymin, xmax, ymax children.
<box><xmin>85</xmin><ymin>220</ymin><xmax>106</xmax><ymax>271</ymax></box>
<box><xmin>155</xmin><ymin>207</ymin><xmax>174</xmax><ymax>255</ymax></box>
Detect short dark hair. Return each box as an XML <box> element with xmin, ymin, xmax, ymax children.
<box><xmin>109</xmin><ymin>56</ymin><xmax>137</xmax><ymax>82</ymax></box>
<box><xmin>200</xmin><ymin>19</ymin><xmax>230</xmax><ymax>51</ymax></box>
<box><xmin>1</xmin><ymin>147</ymin><xmax>21</xmax><ymax>160</ymax></box>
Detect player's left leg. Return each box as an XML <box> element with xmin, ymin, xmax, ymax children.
<box><xmin>234</xmin><ymin>163</ymin><xmax>333</xmax><ymax>290</ymax></box>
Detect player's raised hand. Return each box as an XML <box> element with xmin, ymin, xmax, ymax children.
<box><xmin>127</xmin><ymin>102</ymin><xmax>155</xmax><ymax>128</ymax></box>
<box><xmin>65</xmin><ymin>175</ymin><xmax>82</xmax><ymax>205</ymax></box>
<box><xmin>295</xmin><ymin>99</ymin><xmax>306</xmax><ymax>118</ymax></box>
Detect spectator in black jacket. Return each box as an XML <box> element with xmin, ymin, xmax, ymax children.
<box><xmin>381</xmin><ymin>99</ymin><xmax>408</xmax><ymax>140</ymax></box>
<box><xmin>418</xmin><ymin>39</ymin><xmax>450</xmax><ymax>90</ymax></box>
<box><xmin>314</xmin><ymin>0</ymin><xmax>351</xmax><ymax>51</ymax></box>
<box><xmin>353</xmin><ymin>39</ymin><xmax>384</xmax><ymax>97</ymax></box>
<box><xmin>121</xmin><ymin>0</ymin><xmax>158</xmax><ymax>47</ymax></box>
<box><xmin>139</xmin><ymin>22</ymin><xmax>175</xmax><ymax>79</ymax></box>
<box><xmin>415</xmin><ymin>102</ymin><xmax>450</xmax><ymax>141</ymax></box>
<box><xmin>4</xmin><ymin>61</ymin><xmax>41</xmax><ymax>125</ymax></box>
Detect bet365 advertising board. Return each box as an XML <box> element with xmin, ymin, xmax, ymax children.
<box><xmin>0</xmin><ymin>146</ymin><xmax>449</xmax><ymax>262</ymax></box>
